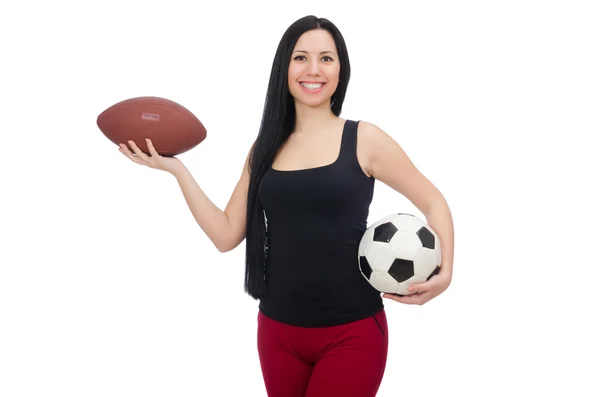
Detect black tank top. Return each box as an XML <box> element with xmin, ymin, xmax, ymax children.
<box><xmin>257</xmin><ymin>119</ymin><xmax>384</xmax><ymax>327</ymax></box>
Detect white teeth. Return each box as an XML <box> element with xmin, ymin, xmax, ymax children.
<box><xmin>301</xmin><ymin>82</ymin><xmax>323</xmax><ymax>90</ymax></box>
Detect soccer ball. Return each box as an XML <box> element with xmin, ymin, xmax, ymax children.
<box><xmin>358</xmin><ymin>213</ymin><xmax>442</xmax><ymax>296</ymax></box>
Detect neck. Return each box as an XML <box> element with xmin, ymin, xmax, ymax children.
<box><xmin>292</xmin><ymin>100</ymin><xmax>339</xmax><ymax>134</ymax></box>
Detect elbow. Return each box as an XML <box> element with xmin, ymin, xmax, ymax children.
<box><xmin>215</xmin><ymin>237</ymin><xmax>240</xmax><ymax>253</ymax></box>
<box><xmin>216</xmin><ymin>242</ymin><xmax>233</xmax><ymax>253</ymax></box>
<box><xmin>424</xmin><ymin>193</ymin><xmax>448</xmax><ymax>216</ymax></box>
<box><xmin>214</xmin><ymin>229</ymin><xmax>245</xmax><ymax>253</ymax></box>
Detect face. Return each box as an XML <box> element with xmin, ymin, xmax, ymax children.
<box><xmin>288</xmin><ymin>29</ymin><xmax>340</xmax><ymax>108</ymax></box>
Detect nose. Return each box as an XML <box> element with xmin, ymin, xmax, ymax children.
<box><xmin>307</xmin><ymin>57</ymin><xmax>321</xmax><ymax>76</ymax></box>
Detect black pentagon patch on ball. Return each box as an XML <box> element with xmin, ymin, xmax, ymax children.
<box><xmin>373</xmin><ymin>222</ymin><xmax>397</xmax><ymax>243</ymax></box>
<box><xmin>427</xmin><ymin>265</ymin><xmax>441</xmax><ymax>281</ymax></box>
<box><xmin>359</xmin><ymin>256</ymin><xmax>373</xmax><ymax>279</ymax></box>
<box><xmin>417</xmin><ymin>227</ymin><xmax>435</xmax><ymax>249</ymax></box>
<box><xmin>388</xmin><ymin>258</ymin><xmax>414</xmax><ymax>283</ymax></box>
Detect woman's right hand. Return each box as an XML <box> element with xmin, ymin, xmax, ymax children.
<box><xmin>118</xmin><ymin>138</ymin><xmax>185</xmax><ymax>176</ymax></box>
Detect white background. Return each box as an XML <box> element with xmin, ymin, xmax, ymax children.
<box><xmin>1</xmin><ymin>0</ymin><xmax>599</xmax><ymax>396</ymax></box>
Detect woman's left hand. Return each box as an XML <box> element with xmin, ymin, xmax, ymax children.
<box><xmin>383</xmin><ymin>273</ymin><xmax>451</xmax><ymax>305</ymax></box>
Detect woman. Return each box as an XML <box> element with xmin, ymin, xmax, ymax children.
<box><xmin>118</xmin><ymin>15</ymin><xmax>454</xmax><ymax>397</ymax></box>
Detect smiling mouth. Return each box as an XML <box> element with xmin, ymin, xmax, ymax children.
<box><xmin>300</xmin><ymin>82</ymin><xmax>325</xmax><ymax>91</ymax></box>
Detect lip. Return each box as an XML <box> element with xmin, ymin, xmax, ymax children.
<box><xmin>298</xmin><ymin>81</ymin><xmax>326</xmax><ymax>93</ymax></box>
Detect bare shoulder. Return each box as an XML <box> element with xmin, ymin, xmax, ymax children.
<box><xmin>357</xmin><ymin>120</ymin><xmax>441</xmax><ymax>213</ymax></box>
<box><xmin>356</xmin><ymin>120</ymin><xmax>399</xmax><ymax>177</ymax></box>
<box><xmin>357</xmin><ymin>120</ymin><xmax>388</xmax><ymax>142</ymax></box>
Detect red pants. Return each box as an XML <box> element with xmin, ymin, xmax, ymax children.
<box><xmin>257</xmin><ymin>309</ymin><xmax>388</xmax><ymax>396</ymax></box>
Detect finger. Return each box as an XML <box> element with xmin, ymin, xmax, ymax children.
<box><xmin>128</xmin><ymin>140</ymin><xmax>151</xmax><ymax>163</ymax></box>
<box><xmin>383</xmin><ymin>292</ymin><xmax>427</xmax><ymax>305</ymax></box>
<box><xmin>145</xmin><ymin>138</ymin><xmax>161</xmax><ymax>158</ymax></box>
<box><xmin>383</xmin><ymin>294</ymin><xmax>415</xmax><ymax>305</ymax></box>
<box><xmin>407</xmin><ymin>282</ymin><xmax>428</xmax><ymax>294</ymax></box>
<box><xmin>119</xmin><ymin>144</ymin><xmax>145</xmax><ymax>165</ymax></box>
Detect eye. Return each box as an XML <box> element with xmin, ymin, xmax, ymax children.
<box><xmin>292</xmin><ymin>55</ymin><xmax>335</xmax><ymax>62</ymax></box>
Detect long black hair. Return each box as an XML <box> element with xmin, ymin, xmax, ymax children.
<box><xmin>243</xmin><ymin>15</ymin><xmax>352</xmax><ymax>299</ymax></box>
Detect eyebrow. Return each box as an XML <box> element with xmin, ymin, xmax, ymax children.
<box><xmin>293</xmin><ymin>50</ymin><xmax>337</xmax><ymax>55</ymax></box>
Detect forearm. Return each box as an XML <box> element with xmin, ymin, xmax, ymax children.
<box><xmin>172</xmin><ymin>165</ymin><xmax>233</xmax><ymax>252</ymax></box>
<box><xmin>424</xmin><ymin>195</ymin><xmax>454</xmax><ymax>282</ymax></box>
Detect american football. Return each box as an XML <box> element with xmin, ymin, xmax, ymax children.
<box><xmin>96</xmin><ymin>96</ymin><xmax>207</xmax><ymax>157</ymax></box>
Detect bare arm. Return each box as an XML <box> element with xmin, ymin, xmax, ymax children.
<box><xmin>360</xmin><ymin>121</ymin><xmax>454</xmax><ymax>281</ymax></box>
<box><xmin>172</xmin><ymin>147</ymin><xmax>252</xmax><ymax>253</ymax></box>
